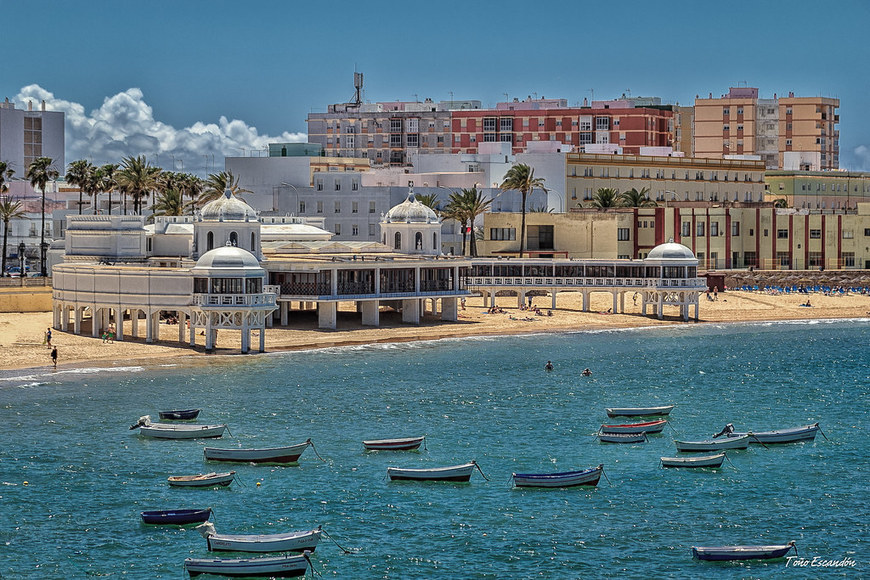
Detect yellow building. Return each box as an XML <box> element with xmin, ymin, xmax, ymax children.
<box><xmin>694</xmin><ymin>88</ymin><xmax>839</xmax><ymax>170</ymax></box>
<box><xmin>765</xmin><ymin>170</ymin><xmax>870</xmax><ymax>209</ymax></box>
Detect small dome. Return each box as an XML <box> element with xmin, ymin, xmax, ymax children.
<box><xmin>646</xmin><ymin>242</ymin><xmax>696</xmax><ymax>260</ymax></box>
<box><xmin>194</xmin><ymin>245</ymin><xmax>261</xmax><ymax>269</ymax></box>
<box><xmin>200</xmin><ymin>188</ymin><xmax>257</xmax><ymax>222</ymax></box>
<box><xmin>384</xmin><ymin>187</ymin><xmax>438</xmax><ymax>224</ymax></box>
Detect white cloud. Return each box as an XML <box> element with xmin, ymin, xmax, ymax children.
<box><xmin>12</xmin><ymin>84</ymin><xmax>307</xmax><ymax>174</ymax></box>
<box><xmin>851</xmin><ymin>145</ymin><xmax>870</xmax><ymax>171</ymax></box>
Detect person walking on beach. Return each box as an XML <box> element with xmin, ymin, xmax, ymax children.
<box><xmin>50</xmin><ymin>347</ymin><xmax>58</xmax><ymax>369</ymax></box>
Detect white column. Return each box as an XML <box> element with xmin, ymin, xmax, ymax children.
<box><xmin>91</xmin><ymin>306</ymin><xmax>101</xmax><ymax>338</ymax></box>
<box><xmin>657</xmin><ymin>293</ymin><xmax>664</xmax><ymax>320</ymax></box>
<box><xmin>402</xmin><ymin>299</ymin><xmax>420</xmax><ymax>324</ymax></box>
<box><xmin>318</xmin><ymin>302</ymin><xmax>337</xmax><ymax>329</ymax></box>
<box><xmin>189</xmin><ymin>314</ymin><xmax>197</xmax><ymax>346</ymax></box>
<box><xmin>74</xmin><ymin>306</ymin><xmax>82</xmax><ymax>335</ymax></box>
<box><xmin>619</xmin><ymin>292</ymin><xmax>625</xmax><ymax>313</ymax></box>
<box><xmin>205</xmin><ymin>314</ymin><xmax>214</xmax><ymax>350</ymax></box>
<box><xmin>582</xmin><ymin>292</ymin><xmax>590</xmax><ymax>312</ymax></box>
<box><xmin>361</xmin><ymin>301</ymin><xmax>380</xmax><ymax>327</ymax></box>
<box><xmin>518</xmin><ymin>291</ymin><xmax>525</xmax><ymax>309</ymax></box>
<box><xmin>58</xmin><ymin>304</ymin><xmax>67</xmax><ymax>331</ymax></box>
<box><xmin>259</xmin><ymin>320</ymin><xmax>266</xmax><ymax>353</ymax></box>
<box><xmin>177</xmin><ymin>312</ymin><xmax>186</xmax><ymax>343</ymax></box>
<box><xmin>612</xmin><ymin>292</ymin><xmax>618</xmax><ymax>314</ymax></box>
<box><xmin>116</xmin><ymin>309</ymin><xmax>124</xmax><ymax>341</ymax></box>
<box><xmin>280</xmin><ymin>301</ymin><xmax>289</xmax><ymax>326</ymax></box>
<box><xmin>551</xmin><ymin>291</ymin><xmax>557</xmax><ymax>310</ymax></box>
<box><xmin>441</xmin><ymin>297</ymin><xmax>458</xmax><ymax>321</ymax></box>
<box><xmin>145</xmin><ymin>310</ymin><xmax>154</xmax><ymax>343</ymax></box>
<box><xmin>131</xmin><ymin>310</ymin><xmax>139</xmax><ymax>338</ymax></box>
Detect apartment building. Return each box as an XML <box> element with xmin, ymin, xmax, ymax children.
<box><xmin>694</xmin><ymin>88</ymin><xmax>839</xmax><ymax>170</ymax></box>
<box><xmin>0</xmin><ymin>97</ymin><xmax>65</xmax><ymax>178</ymax></box>
<box><xmin>566</xmin><ymin>153</ymin><xmax>767</xmax><ymax>209</ymax></box>
<box><xmin>765</xmin><ymin>170</ymin><xmax>870</xmax><ymax>209</ymax></box>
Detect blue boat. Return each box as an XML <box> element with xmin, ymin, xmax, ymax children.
<box><xmin>159</xmin><ymin>408</ymin><xmax>201</xmax><ymax>421</ymax></box>
<box><xmin>141</xmin><ymin>508</ymin><xmax>212</xmax><ymax>525</ymax></box>
<box><xmin>693</xmin><ymin>541</ymin><xmax>797</xmax><ymax>561</ymax></box>
<box><xmin>512</xmin><ymin>464</ymin><xmax>604</xmax><ymax>488</ymax></box>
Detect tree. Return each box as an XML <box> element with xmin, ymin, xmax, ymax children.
<box><xmin>415</xmin><ymin>192</ymin><xmax>439</xmax><ymax>212</ymax></box>
<box><xmin>65</xmin><ymin>159</ymin><xmax>95</xmax><ymax>215</ymax></box>
<box><xmin>442</xmin><ymin>190</ymin><xmax>470</xmax><ymax>256</ymax></box>
<box><xmin>500</xmin><ymin>163</ymin><xmax>547</xmax><ymax>257</ymax></box>
<box><xmin>150</xmin><ymin>188</ymin><xmax>185</xmax><ymax>219</ymax></box>
<box><xmin>620</xmin><ymin>187</ymin><xmax>657</xmax><ymax>208</ymax></box>
<box><xmin>0</xmin><ymin>162</ymin><xmax>13</xmax><ymax>195</ymax></box>
<box><xmin>178</xmin><ymin>173</ymin><xmax>203</xmax><ymax>214</ymax></box>
<box><xmin>117</xmin><ymin>155</ymin><xmax>161</xmax><ymax>214</ymax></box>
<box><xmin>773</xmin><ymin>198</ymin><xmax>788</xmax><ymax>208</ymax></box>
<box><xmin>591</xmin><ymin>187</ymin><xmax>620</xmax><ymax>210</ymax></box>
<box><xmin>97</xmin><ymin>164</ymin><xmax>118</xmax><ymax>214</ymax></box>
<box><xmin>442</xmin><ymin>187</ymin><xmax>492</xmax><ymax>257</ymax></box>
<box><xmin>197</xmin><ymin>170</ymin><xmax>251</xmax><ymax>207</ymax></box>
<box><xmin>0</xmin><ymin>196</ymin><xmax>25</xmax><ymax>275</ymax></box>
<box><xmin>26</xmin><ymin>157</ymin><xmax>59</xmax><ymax>276</ymax></box>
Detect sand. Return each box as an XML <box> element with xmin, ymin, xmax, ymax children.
<box><xmin>2</xmin><ymin>290</ymin><xmax>868</xmax><ymax>373</ymax></box>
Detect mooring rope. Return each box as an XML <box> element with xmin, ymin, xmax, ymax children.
<box><xmin>224</xmin><ymin>425</ymin><xmax>234</xmax><ymax>438</ymax></box>
<box><xmin>723</xmin><ymin>452</ymin><xmax>737</xmax><ymax>471</ymax></box>
<box><xmin>307</xmin><ymin>439</ymin><xmax>326</xmax><ymax>461</ymax></box>
<box><xmin>472</xmin><ymin>461</ymin><xmax>490</xmax><ymax>481</ymax></box>
<box><xmin>321</xmin><ymin>527</ymin><xmax>356</xmax><ymax>554</ymax></box>
<box><xmin>749</xmin><ymin>433</ymin><xmax>769</xmax><ymax>449</ymax></box>
<box><xmin>303</xmin><ymin>550</ymin><xmax>322</xmax><ymax>578</ymax></box>
<box><xmin>818</xmin><ymin>425</ymin><xmax>830</xmax><ymax>441</ymax></box>
<box><xmin>600</xmin><ymin>465</ymin><xmax>612</xmax><ymax>486</ymax></box>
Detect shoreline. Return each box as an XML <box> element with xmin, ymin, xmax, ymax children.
<box><xmin>3</xmin><ymin>289</ymin><xmax>869</xmax><ymax>376</ymax></box>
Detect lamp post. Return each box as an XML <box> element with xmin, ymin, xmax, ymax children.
<box><xmin>18</xmin><ymin>242</ymin><xmax>25</xmax><ymax>285</ymax></box>
<box><xmin>280</xmin><ymin>182</ymin><xmax>300</xmax><ymax>216</ymax></box>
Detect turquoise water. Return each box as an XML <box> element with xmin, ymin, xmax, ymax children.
<box><xmin>1</xmin><ymin>320</ymin><xmax>867</xmax><ymax>578</ymax></box>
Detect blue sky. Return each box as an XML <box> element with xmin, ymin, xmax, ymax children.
<box><xmin>2</xmin><ymin>0</ymin><xmax>869</xmax><ymax>172</ymax></box>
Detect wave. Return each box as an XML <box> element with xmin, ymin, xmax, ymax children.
<box><xmin>0</xmin><ymin>365</ymin><xmax>145</xmax><ymax>387</ymax></box>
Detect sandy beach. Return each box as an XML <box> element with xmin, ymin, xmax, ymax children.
<box><xmin>3</xmin><ymin>290</ymin><xmax>869</xmax><ymax>373</ymax></box>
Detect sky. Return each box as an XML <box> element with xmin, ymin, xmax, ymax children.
<box><xmin>2</xmin><ymin>0</ymin><xmax>869</xmax><ymax>175</ymax></box>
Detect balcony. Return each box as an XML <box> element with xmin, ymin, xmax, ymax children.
<box><xmin>193</xmin><ymin>293</ymin><xmax>277</xmax><ymax>307</ymax></box>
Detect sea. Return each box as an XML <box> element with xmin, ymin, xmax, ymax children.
<box><xmin>0</xmin><ymin>319</ymin><xmax>867</xmax><ymax>579</ymax></box>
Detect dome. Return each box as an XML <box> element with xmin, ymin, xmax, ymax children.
<box><xmin>384</xmin><ymin>188</ymin><xmax>438</xmax><ymax>224</ymax></box>
<box><xmin>194</xmin><ymin>245</ymin><xmax>261</xmax><ymax>270</ymax></box>
<box><xmin>200</xmin><ymin>188</ymin><xmax>257</xmax><ymax>222</ymax></box>
<box><xmin>646</xmin><ymin>241</ymin><xmax>696</xmax><ymax>260</ymax></box>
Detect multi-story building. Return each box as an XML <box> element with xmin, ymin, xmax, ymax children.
<box><xmin>765</xmin><ymin>170</ymin><xmax>870</xmax><ymax>209</ymax></box>
<box><xmin>566</xmin><ymin>153</ymin><xmax>767</xmax><ymax>209</ymax></box>
<box><xmin>0</xmin><ymin>97</ymin><xmax>65</xmax><ymax>178</ymax></box>
<box><xmin>694</xmin><ymin>88</ymin><xmax>839</xmax><ymax>170</ymax></box>
<box><xmin>479</xmin><ymin>202</ymin><xmax>870</xmax><ymax>270</ymax></box>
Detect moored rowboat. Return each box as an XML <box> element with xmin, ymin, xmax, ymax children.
<box><xmin>661</xmin><ymin>453</ymin><xmax>725</xmax><ymax>468</ymax></box>
<box><xmin>159</xmin><ymin>408</ymin><xmax>201</xmax><ymax>421</ymax></box>
<box><xmin>184</xmin><ymin>553</ymin><xmax>310</xmax><ymax>578</ymax></box>
<box><xmin>717</xmin><ymin>422</ymin><xmax>821</xmax><ymax>444</ymax></box>
<box><xmin>606</xmin><ymin>405</ymin><xmax>675</xmax><ymax>418</ymax></box>
<box><xmin>674</xmin><ymin>434</ymin><xmax>751</xmax><ymax>452</ymax></box>
<box><xmin>204</xmin><ymin>440</ymin><xmax>311</xmax><ymax>464</ymax></box>
<box><xmin>387</xmin><ymin>461</ymin><xmax>479</xmax><ymax>482</ymax></box>
<box><xmin>600</xmin><ymin>419</ymin><xmax>667</xmax><ymax>434</ymax></box>
<box><xmin>131</xmin><ymin>416</ymin><xmax>226</xmax><ymax>439</ymax></box>
<box><xmin>198</xmin><ymin>522</ymin><xmax>322</xmax><ymax>553</ymax></box>
<box><xmin>363</xmin><ymin>436</ymin><xmax>425</xmax><ymax>451</ymax></box>
<box><xmin>692</xmin><ymin>541</ymin><xmax>797</xmax><ymax>561</ymax></box>
<box><xmin>598</xmin><ymin>432</ymin><xmax>648</xmax><ymax>444</ymax></box>
<box><xmin>512</xmin><ymin>464</ymin><xmax>604</xmax><ymax>488</ymax></box>
<box><xmin>168</xmin><ymin>471</ymin><xmax>236</xmax><ymax>487</ymax></box>
<box><xmin>141</xmin><ymin>508</ymin><xmax>212</xmax><ymax>525</ymax></box>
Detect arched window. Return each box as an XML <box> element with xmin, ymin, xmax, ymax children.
<box><xmin>433</xmin><ymin>232</ymin><xmax>438</xmax><ymax>250</ymax></box>
<box><xmin>394</xmin><ymin>232</ymin><xmax>402</xmax><ymax>250</ymax></box>
<box><xmin>229</xmin><ymin>231</ymin><xmax>238</xmax><ymax>246</ymax></box>
<box><xmin>207</xmin><ymin>231</ymin><xmax>214</xmax><ymax>251</ymax></box>
<box><xmin>415</xmin><ymin>232</ymin><xmax>423</xmax><ymax>250</ymax></box>
<box><xmin>251</xmin><ymin>232</ymin><xmax>256</xmax><ymax>250</ymax></box>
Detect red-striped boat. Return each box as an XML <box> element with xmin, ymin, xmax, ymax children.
<box><xmin>600</xmin><ymin>419</ymin><xmax>667</xmax><ymax>435</ymax></box>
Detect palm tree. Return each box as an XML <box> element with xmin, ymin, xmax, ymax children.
<box><xmin>26</xmin><ymin>157</ymin><xmax>59</xmax><ymax>276</ymax></box>
<box><xmin>620</xmin><ymin>187</ymin><xmax>657</xmax><ymax>208</ymax></box>
<box><xmin>0</xmin><ymin>162</ymin><xmax>13</xmax><ymax>195</ymax></box>
<box><xmin>97</xmin><ymin>164</ymin><xmax>118</xmax><ymax>214</ymax></box>
<box><xmin>117</xmin><ymin>155</ymin><xmax>160</xmax><ymax>214</ymax></box>
<box><xmin>150</xmin><ymin>188</ymin><xmax>185</xmax><ymax>219</ymax></box>
<box><xmin>443</xmin><ymin>190</ymin><xmax>471</xmax><ymax>256</ymax></box>
<box><xmin>0</xmin><ymin>196</ymin><xmax>25</xmax><ymax>275</ymax></box>
<box><xmin>415</xmin><ymin>192</ymin><xmax>439</xmax><ymax>212</ymax></box>
<box><xmin>773</xmin><ymin>198</ymin><xmax>788</xmax><ymax>208</ymax></box>
<box><xmin>178</xmin><ymin>173</ymin><xmax>203</xmax><ymax>214</ymax></box>
<box><xmin>500</xmin><ymin>163</ymin><xmax>547</xmax><ymax>257</ymax></box>
<box><xmin>197</xmin><ymin>170</ymin><xmax>251</xmax><ymax>207</ymax></box>
<box><xmin>591</xmin><ymin>187</ymin><xmax>620</xmax><ymax>210</ymax></box>
<box><xmin>65</xmin><ymin>159</ymin><xmax>94</xmax><ymax>215</ymax></box>
<box><xmin>461</xmin><ymin>187</ymin><xmax>492</xmax><ymax>257</ymax></box>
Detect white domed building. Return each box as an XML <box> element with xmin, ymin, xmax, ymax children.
<box><xmin>380</xmin><ymin>186</ymin><xmax>441</xmax><ymax>256</ymax></box>
<box><xmin>639</xmin><ymin>240</ymin><xmax>701</xmax><ymax>321</ymax></box>
<box><xmin>193</xmin><ymin>188</ymin><xmax>261</xmax><ymax>259</ymax></box>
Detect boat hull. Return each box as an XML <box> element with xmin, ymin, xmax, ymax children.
<box><xmin>363</xmin><ymin>436</ymin><xmax>425</xmax><ymax>451</ymax></box>
<box><xmin>185</xmin><ymin>554</ymin><xmax>309</xmax><ymax>578</ymax></box>
<box><xmin>675</xmin><ymin>434</ymin><xmax>751</xmax><ymax>452</ymax></box>
<box><xmin>139</xmin><ymin>424</ymin><xmax>226</xmax><ymax>439</ymax></box>
<box><xmin>208</xmin><ymin>529</ymin><xmax>321</xmax><ymax>553</ymax></box>
<box><xmin>168</xmin><ymin>472</ymin><xmax>235</xmax><ymax>487</ymax></box>
<box><xmin>606</xmin><ymin>405</ymin><xmax>674</xmax><ymax>418</ymax></box>
<box><xmin>661</xmin><ymin>453</ymin><xmax>725</xmax><ymax>468</ymax></box>
<box><xmin>387</xmin><ymin>463</ymin><xmax>475</xmax><ymax>482</ymax></box>
<box><xmin>729</xmin><ymin>423</ymin><xmax>819</xmax><ymax>444</ymax></box>
<box><xmin>693</xmin><ymin>543</ymin><xmax>796</xmax><ymax>561</ymax></box>
<box><xmin>600</xmin><ymin>420</ymin><xmax>667</xmax><ymax>434</ymax></box>
<box><xmin>598</xmin><ymin>433</ymin><xmax>647</xmax><ymax>444</ymax></box>
<box><xmin>141</xmin><ymin>508</ymin><xmax>212</xmax><ymax>525</ymax></box>
<box><xmin>159</xmin><ymin>409</ymin><xmax>201</xmax><ymax>421</ymax></box>
<box><xmin>512</xmin><ymin>465</ymin><xmax>603</xmax><ymax>488</ymax></box>
<box><xmin>204</xmin><ymin>442</ymin><xmax>309</xmax><ymax>464</ymax></box>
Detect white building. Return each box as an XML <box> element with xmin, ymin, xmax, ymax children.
<box><xmin>0</xmin><ymin>98</ymin><xmax>64</xmax><ymax>179</ymax></box>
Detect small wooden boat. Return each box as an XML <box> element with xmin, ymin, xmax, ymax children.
<box><xmin>598</xmin><ymin>432</ymin><xmax>648</xmax><ymax>444</ymax></box>
<box><xmin>512</xmin><ymin>464</ymin><xmax>604</xmax><ymax>488</ymax></box>
<box><xmin>184</xmin><ymin>553</ymin><xmax>310</xmax><ymax>578</ymax></box>
<box><xmin>387</xmin><ymin>461</ymin><xmax>479</xmax><ymax>482</ymax></box>
<box><xmin>159</xmin><ymin>408</ymin><xmax>201</xmax><ymax>421</ymax></box>
<box><xmin>606</xmin><ymin>405</ymin><xmax>675</xmax><ymax>418</ymax></box>
<box><xmin>168</xmin><ymin>471</ymin><xmax>236</xmax><ymax>488</ymax></box>
<box><xmin>131</xmin><ymin>416</ymin><xmax>226</xmax><ymax>439</ymax></box>
<box><xmin>204</xmin><ymin>440</ymin><xmax>311</xmax><ymax>464</ymax></box>
<box><xmin>198</xmin><ymin>522</ymin><xmax>322</xmax><ymax>553</ymax></box>
<box><xmin>692</xmin><ymin>541</ymin><xmax>797</xmax><ymax>561</ymax></box>
<box><xmin>716</xmin><ymin>422</ymin><xmax>820</xmax><ymax>444</ymax></box>
<box><xmin>141</xmin><ymin>508</ymin><xmax>212</xmax><ymax>525</ymax></box>
<box><xmin>600</xmin><ymin>419</ymin><xmax>667</xmax><ymax>435</ymax></box>
<box><xmin>674</xmin><ymin>434</ymin><xmax>751</xmax><ymax>452</ymax></box>
<box><xmin>363</xmin><ymin>436</ymin><xmax>425</xmax><ymax>451</ymax></box>
<box><xmin>661</xmin><ymin>453</ymin><xmax>725</xmax><ymax>468</ymax></box>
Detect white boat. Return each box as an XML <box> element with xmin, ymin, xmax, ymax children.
<box><xmin>605</xmin><ymin>405</ymin><xmax>675</xmax><ymax>418</ymax></box>
<box><xmin>717</xmin><ymin>422</ymin><xmax>821</xmax><ymax>444</ymax></box>
<box><xmin>204</xmin><ymin>441</ymin><xmax>311</xmax><ymax>464</ymax></box>
<box><xmin>600</xmin><ymin>419</ymin><xmax>667</xmax><ymax>434</ymax></box>
<box><xmin>168</xmin><ymin>471</ymin><xmax>236</xmax><ymax>487</ymax></box>
<box><xmin>387</xmin><ymin>461</ymin><xmax>478</xmax><ymax>482</ymax></box>
<box><xmin>512</xmin><ymin>464</ymin><xmax>604</xmax><ymax>488</ymax></box>
<box><xmin>198</xmin><ymin>522</ymin><xmax>322</xmax><ymax>553</ymax></box>
<box><xmin>184</xmin><ymin>553</ymin><xmax>310</xmax><ymax>578</ymax></box>
<box><xmin>674</xmin><ymin>434</ymin><xmax>751</xmax><ymax>452</ymax></box>
<box><xmin>363</xmin><ymin>436</ymin><xmax>425</xmax><ymax>451</ymax></box>
<box><xmin>598</xmin><ymin>432</ymin><xmax>648</xmax><ymax>444</ymax></box>
<box><xmin>660</xmin><ymin>453</ymin><xmax>726</xmax><ymax>468</ymax></box>
<box><xmin>132</xmin><ymin>416</ymin><xmax>226</xmax><ymax>439</ymax></box>
<box><xmin>693</xmin><ymin>541</ymin><xmax>797</xmax><ymax>561</ymax></box>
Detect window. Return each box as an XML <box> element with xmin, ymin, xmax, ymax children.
<box><xmin>682</xmin><ymin>222</ymin><xmax>691</xmax><ymax>237</ymax></box>
<box><xmin>368</xmin><ymin>224</ymin><xmax>376</xmax><ymax>236</ymax></box>
<box><xmin>843</xmin><ymin>252</ymin><xmax>855</xmax><ymax>267</ymax></box>
<box><xmin>579</xmin><ymin>116</ymin><xmax>592</xmax><ymax>131</ymax></box>
<box><xmin>299</xmin><ymin>201</ymin><xmax>305</xmax><ymax>214</ymax></box>
<box><xmin>723</xmin><ymin>107</ymin><xmax>730</xmax><ymax>116</ymax></box>
<box><xmin>500</xmin><ymin>118</ymin><xmax>513</xmax><ymax>131</ymax></box>
<box><xmin>229</xmin><ymin>231</ymin><xmax>238</xmax><ymax>246</ymax></box>
<box><xmin>394</xmin><ymin>232</ymin><xmax>401</xmax><ymax>249</ymax></box>
<box><xmin>335</xmin><ymin>181</ymin><xmax>341</xmax><ymax>191</ymax></box>
<box><xmin>406</xmin><ymin>134</ymin><xmax>419</xmax><ymax>147</ymax></box>
<box><xmin>490</xmin><ymin>228</ymin><xmax>516</xmax><ymax>241</ymax></box>
<box><xmin>617</xmin><ymin>228</ymin><xmax>630</xmax><ymax>241</ymax></box>
<box><xmin>390</xmin><ymin>119</ymin><xmax>402</xmax><ymax>132</ymax></box>
<box><xmin>696</xmin><ymin>223</ymin><xmax>705</xmax><ymax>237</ymax></box>
<box><xmin>737</xmin><ymin>107</ymin><xmax>743</xmax><ymax>115</ymax></box>
<box><xmin>595</xmin><ymin>117</ymin><xmax>610</xmax><ymax>130</ymax></box>
<box><xmin>352</xmin><ymin>181</ymin><xmax>359</xmax><ymax>191</ymax></box>
<box><xmin>352</xmin><ymin>224</ymin><xmax>359</xmax><ymax>236</ymax></box>
<box><xmin>433</xmin><ymin>232</ymin><xmax>438</xmax><ymax>250</ymax></box>
<box><xmin>810</xmin><ymin>229</ymin><xmax>821</xmax><ymax>239</ymax></box>
<box><xmin>206</xmin><ymin>231</ymin><xmax>214</xmax><ymax>251</ymax></box>
<box><xmin>777</xmin><ymin>229</ymin><xmax>788</xmax><ymax>239</ymax></box>
<box><xmin>763</xmin><ymin>229</ymin><xmax>768</xmax><ymax>237</ymax></box>
<box><xmin>352</xmin><ymin>201</ymin><xmax>358</xmax><ymax>214</ymax></box>
<box><xmin>369</xmin><ymin>201</ymin><xmax>376</xmax><ymax>214</ymax></box>
<box><xmin>864</xmin><ymin>228</ymin><xmax>870</xmax><ymax>237</ymax></box>
<box><xmin>711</xmin><ymin>222</ymin><xmax>719</xmax><ymax>237</ymax></box>
<box><xmin>317</xmin><ymin>201</ymin><xmax>323</xmax><ymax>213</ymax></box>
<box><xmin>732</xmin><ymin>222</ymin><xmax>740</xmax><ymax>236</ymax></box>
<box><xmin>843</xmin><ymin>230</ymin><xmax>854</xmax><ymax>239</ymax></box>
<box><xmin>334</xmin><ymin>201</ymin><xmax>341</xmax><ymax>213</ymax></box>
<box><xmin>749</xmin><ymin>228</ymin><xmax>755</xmax><ymax>236</ymax></box>
<box><xmin>335</xmin><ymin>223</ymin><xmax>341</xmax><ymax>235</ymax></box>
<box><xmin>483</xmin><ymin>117</ymin><xmax>497</xmax><ymax>132</ymax></box>
<box><xmin>316</xmin><ymin>180</ymin><xmax>323</xmax><ymax>191</ymax></box>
